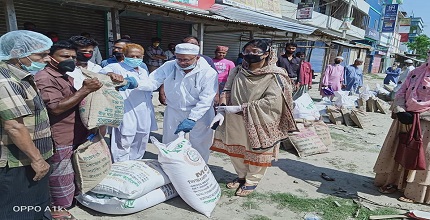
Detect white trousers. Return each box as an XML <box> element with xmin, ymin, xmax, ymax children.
<box><xmin>162</xmin><ymin>106</ymin><xmax>214</xmax><ymax>162</ymax></box>
<box><xmin>110</xmin><ymin>128</ymin><xmax>149</xmax><ymax>163</ymax></box>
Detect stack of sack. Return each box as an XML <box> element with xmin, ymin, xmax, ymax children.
<box><xmin>76</xmin><ymin>159</ymin><xmax>177</xmax><ymax>215</ymax></box>
<box><xmin>288</xmin><ymin>94</ymin><xmax>332</xmax><ymax>157</ymax></box>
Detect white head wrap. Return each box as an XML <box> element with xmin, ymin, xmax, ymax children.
<box><xmin>335</xmin><ymin>56</ymin><xmax>344</xmax><ymax>60</ymax></box>
<box><xmin>0</xmin><ymin>30</ymin><xmax>53</xmax><ymax>61</ymax></box>
<box><xmin>175</xmin><ymin>43</ymin><xmax>200</xmax><ymax>55</ymax></box>
<box><xmin>355</xmin><ymin>58</ymin><xmax>364</xmax><ymax>62</ymax></box>
<box><xmin>405</xmin><ymin>59</ymin><xmax>413</xmax><ymax>64</ymax></box>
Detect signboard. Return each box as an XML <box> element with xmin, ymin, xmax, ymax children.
<box><xmin>158</xmin><ymin>0</ymin><xmax>215</xmax><ymax>9</ymax></box>
<box><xmin>296</xmin><ymin>3</ymin><xmax>314</xmax><ymax>19</ymax></box>
<box><xmin>400</xmin><ymin>33</ymin><xmax>409</xmax><ymax>42</ymax></box>
<box><xmin>381</xmin><ymin>4</ymin><xmax>398</xmax><ymax>33</ymax></box>
<box><xmin>222</xmin><ymin>0</ymin><xmax>282</xmax><ymax>17</ymax></box>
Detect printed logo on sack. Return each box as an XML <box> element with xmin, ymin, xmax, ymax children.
<box><xmin>184</xmin><ymin>149</ymin><xmax>201</xmax><ymax>166</ymax></box>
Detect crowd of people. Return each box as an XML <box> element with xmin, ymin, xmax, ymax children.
<box><xmin>1</xmin><ymin>28</ymin><xmax>430</xmax><ymax>220</ymax></box>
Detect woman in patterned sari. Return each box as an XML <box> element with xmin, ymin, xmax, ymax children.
<box><xmin>210</xmin><ymin>39</ymin><xmax>297</xmax><ymax>197</ymax></box>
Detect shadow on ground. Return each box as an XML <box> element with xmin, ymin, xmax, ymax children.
<box><xmin>273</xmin><ymin>158</ymin><xmax>395</xmax><ymax>199</ymax></box>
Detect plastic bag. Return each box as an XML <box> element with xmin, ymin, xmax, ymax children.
<box><xmin>359</xmin><ymin>84</ymin><xmax>373</xmax><ymax>101</ymax></box>
<box><xmin>334</xmin><ymin>91</ymin><xmax>357</xmax><ymax>108</ymax></box>
<box><xmin>293</xmin><ymin>93</ymin><xmax>320</xmax><ymax>120</ymax></box>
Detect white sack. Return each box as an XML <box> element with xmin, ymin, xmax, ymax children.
<box><xmin>91</xmin><ymin>159</ymin><xmax>170</xmax><ymax>199</ymax></box>
<box><xmin>150</xmin><ymin>133</ymin><xmax>221</xmax><ymax>217</ymax></box>
<box><xmin>77</xmin><ymin>183</ymin><xmax>178</xmax><ymax>215</ymax></box>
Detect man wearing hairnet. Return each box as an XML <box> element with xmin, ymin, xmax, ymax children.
<box><xmin>0</xmin><ymin>30</ymin><xmax>53</xmax><ymax>219</ymax></box>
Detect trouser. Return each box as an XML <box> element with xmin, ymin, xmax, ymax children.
<box><xmin>49</xmin><ymin>145</ymin><xmax>76</xmax><ymax>209</ymax></box>
<box><xmin>230</xmin><ymin>157</ymin><xmax>268</xmax><ymax>185</ymax></box>
<box><xmin>110</xmin><ymin>128</ymin><xmax>149</xmax><ymax>163</ymax></box>
<box><xmin>0</xmin><ymin>163</ymin><xmax>52</xmax><ymax>220</ymax></box>
<box><xmin>162</xmin><ymin>106</ymin><xmax>215</xmax><ymax>162</ymax></box>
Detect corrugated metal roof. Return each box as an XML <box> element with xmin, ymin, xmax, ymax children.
<box><xmin>209</xmin><ymin>4</ymin><xmax>316</xmax><ymax>35</ymax></box>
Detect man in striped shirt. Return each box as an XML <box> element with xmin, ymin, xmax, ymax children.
<box><xmin>0</xmin><ymin>30</ymin><xmax>53</xmax><ymax>220</ymax></box>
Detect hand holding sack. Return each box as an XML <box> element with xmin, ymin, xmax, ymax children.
<box><xmin>174</xmin><ymin>118</ymin><xmax>196</xmax><ymax>134</ymax></box>
<box><xmin>216</xmin><ymin>105</ymin><xmax>242</xmax><ymax>114</ymax></box>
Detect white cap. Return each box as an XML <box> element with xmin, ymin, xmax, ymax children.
<box><xmin>405</xmin><ymin>59</ymin><xmax>413</xmax><ymax>64</ymax></box>
<box><xmin>335</xmin><ymin>56</ymin><xmax>344</xmax><ymax>60</ymax></box>
<box><xmin>355</xmin><ymin>58</ymin><xmax>364</xmax><ymax>62</ymax></box>
<box><xmin>175</xmin><ymin>43</ymin><xmax>200</xmax><ymax>55</ymax></box>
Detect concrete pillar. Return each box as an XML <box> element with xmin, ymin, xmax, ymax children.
<box><xmin>4</xmin><ymin>0</ymin><xmax>18</xmax><ymax>31</ymax></box>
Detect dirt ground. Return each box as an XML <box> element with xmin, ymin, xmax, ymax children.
<box><xmin>70</xmin><ymin>73</ymin><xmax>430</xmax><ymax>220</ymax></box>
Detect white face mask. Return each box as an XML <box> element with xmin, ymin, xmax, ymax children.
<box><xmin>176</xmin><ymin>60</ymin><xmax>197</xmax><ymax>71</ymax></box>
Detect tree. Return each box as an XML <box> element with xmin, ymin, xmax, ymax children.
<box><xmin>406</xmin><ymin>34</ymin><xmax>430</xmax><ymax>60</ymax></box>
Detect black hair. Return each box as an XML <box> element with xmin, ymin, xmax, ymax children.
<box><xmin>295</xmin><ymin>52</ymin><xmax>305</xmax><ymax>57</ymax></box>
<box><xmin>81</xmin><ymin>32</ymin><xmax>90</xmax><ymax>37</ymax></box>
<box><xmin>285</xmin><ymin>42</ymin><xmax>298</xmax><ymax>48</ymax></box>
<box><xmin>114</xmin><ymin>39</ymin><xmax>131</xmax><ymax>44</ymax></box>
<box><xmin>69</xmin><ymin>36</ymin><xmax>98</xmax><ymax>47</ymax></box>
<box><xmin>182</xmin><ymin>35</ymin><xmax>200</xmax><ymax>43</ymax></box>
<box><xmin>121</xmin><ymin>35</ymin><xmax>131</xmax><ymax>40</ymax></box>
<box><xmin>242</xmin><ymin>39</ymin><xmax>272</xmax><ymax>53</ymax></box>
<box><xmin>49</xmin><ymin>40</ymin><xmax>77</xmax><ymax>55</ymax></box>
<box><xmin>168</xmin><ymin>43</ymin><xmax>176</xmax><ymax>47</ymax></box>
<box><xmin>151</xmin><ymin>37</ymin><xmax>161</xmax><ymax>42</ymax></box>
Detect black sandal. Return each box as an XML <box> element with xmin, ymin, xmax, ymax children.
<box><xmin>226</xmin><ymin>178</ymin><xmax>245</xmax><ymax>189</ymax></box>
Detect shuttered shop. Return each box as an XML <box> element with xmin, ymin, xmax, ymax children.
<box><xmin>0</xmin><ymin>0</ymin><xmax>107</xmax><ymax>57</ymax></box>
<box><xmin>203</xmin><ymin>32</ymin><xmax>245</xmax><ymax>62</ymax></box>
<box><xmin>119</xmin><ymin>17</ymin><xmax>191</xmax><ymax>50</ymax></box>
<box><xmin>120</xmin><ymin>17</ymin><xmax>157</xmax><ymax>49</ymax></box>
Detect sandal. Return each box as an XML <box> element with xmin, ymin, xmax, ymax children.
<box><xmin>398</xmin><ymin>196</ymin><xmax>415</xmax><ymax>203</ymax></box>
<box><xmin>321</xmin><ymin>173</ymin><xmax>335</xmax><ymax>181</ymax></box>
<box><xmin>51</xmin><ymin>209</ymin><xmax>77</xmax><ymax>220</ymax></box>
<box><xmin>235</xmin><ymin>184</ymin><xmax>258</xmax><ymax>197</ymax></box>
<box><xmin>226</xmin><ymin>178</ymin><xmax>245</xmax><ymax>189</ymax></box>
<box><xmin>378</xmin><ymin>184</ymin><xmax>397</xmax><ymax>194</ymax></box>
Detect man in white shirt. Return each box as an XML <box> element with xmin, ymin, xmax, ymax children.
<box><xmin>139</xmin><ymin>43</ymin><xmax>218</xmax><ymax>162</ymax></box>
<box><xmin>67</xmin><ymin>36</ymin><xmax>103</xmax><ymax>90</ymax></box>
<box><xmin>394</xmin><ymin>59</ymin><xmax>415</xmax><ymax>92</ymax></box>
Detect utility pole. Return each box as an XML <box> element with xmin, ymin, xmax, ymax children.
<box><xmin>342</xmin><ymin>0</ymin><xmax>354</xmax><ymax>39</ymax></box>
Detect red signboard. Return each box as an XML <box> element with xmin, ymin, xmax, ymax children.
<box><xmin>163</xmin><ymin>0</ymin><xmax>215</xmax><ymax>9</ymax></box>
<box><xmin>400</xmin><ymin>33</ymin><xmax>409</xmax><ymax>42</ymax></box>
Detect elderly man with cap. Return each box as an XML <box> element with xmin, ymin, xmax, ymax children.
<box><xmin>139</xmin><ymin>43</ymin><xmax>218</xmax><ymax>162</ymax></box>
<box><xmin>0</xmin><ymin>30</ymin><xmax>53</xmax><ymax>219</ymax></box>
<box><xmin>343</xmin><ymin>58</ymin><xmax>364</xmax><ymax>94</ymax></box>
<box><xmin>213</xmin><ymin>45</ymin><xmax>235</xmax><ymax>95</ymax></box>
<box><xmin>383</xmin><ymin>62</ymin><xmax>402</xmax><ymax>85</ymax></box>
<box><xmin>320</xmin><ymin>56</ymin><xmax>345</xmax><ymax>100</ymax></box>
<box><xmin>394</xmin><ymin>59</ymin><xmax>415</xmax><ymax>92</ymax></box>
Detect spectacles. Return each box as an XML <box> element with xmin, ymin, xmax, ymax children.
<box><xmin>176</xmin><ymin>56</ymin><xmax>197</xmax><ymax>63</ymax></box>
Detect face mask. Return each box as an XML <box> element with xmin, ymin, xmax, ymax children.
<box><xmin>300</xmin><ymin>57</ymin><xmax>306</xmax><ymax>61</ymax></box>
<box><xmin>76</xmin><ymin>51</ymin><xmax>93</xmax><ymax>62</ymax></box>
<box><xmin>51</xmin><ymin>57</ymin><xmax>75</xmax><ymax>73</ymax></box>
<box><xmin>243</xmin><ymin>54</ymin><xmax>263</xmax><ymax>64</ymax></box>
<box><xmin>21</xmin><ymin>57</ymin><xmax>47</xmax><ymax>72</ymax></box>
<box><xmin>285</xmin><ymin>50</ymin><xmax>294</xmax><ymax>55</ymax></box>
<box><xmin>113</xmin><ymin>51</ymin><xmax>123</xmax><ymax>59</ymax></box>
<box><xmin>153</xmin><ymin>43</ymin><xmax>160</xmax><ymax>47</ymax></box>
<box><xmin>334</xmin><ymin>60</ymin><xmax>341</xmax><ymax>64</ymax></box>
<box><xmin>176</xmin><ymin>61</ymin><xmax>197</xmax><ymax>71</ymax></box>
<box><xmin>124</xmin><ymin>57</ymin><xmax>143</xmax><ymax>68</ymax></box>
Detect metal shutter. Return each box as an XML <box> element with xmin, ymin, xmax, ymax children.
<box><xmin>119</xmin><ymin>17</ymin><xmax>157</xmax><ymax>50</ymax></box>
<box><xmin>203</xmin><ymin>32</ymin><xmax>245</xmax><ymax>62</ymax></box>
<box><xmin>0</xmin><ymin>0</ymin><xmax>107</xmax><ymax>57</ymax></box>
<box><xmin>159</xmin><ymin>22</ymin><xmax>191</xmax><ymax>50</ymax></box>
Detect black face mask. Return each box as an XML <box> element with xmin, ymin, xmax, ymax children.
<box><xmin>285</xmin><ymin>51</ymin><xmax>294</xmax><ymax>55</ymax></box>
<box><xmin>76</xmin><ymin>51</ymin><xmax>93</xmax><ymax>62</ymax></box>
<box><xmin>334</xmin><ymin>60</ymin><xmax>341</xmax><ymax>64</ymax></box>
<box><xmin>113</xmin><ymin>51</ymin><xmax>123</xmax><ymax>60</ymax></box>
<box><xmin>56</xmin><ymin>59</ymin><xmax>76</xmax><ymax>73</ymax></box>
<box><xmin>243</xmin><ymin>54</ymin><xmax>263</xmax><ymax>64</ymax></box>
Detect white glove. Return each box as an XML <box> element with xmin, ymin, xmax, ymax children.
<box><xmin>210</xmin><ymin>113</ymin><xmax>225</xmax><ymax>128</ymax></box>
<box><xmin>217</xmin><ymin>105</ymin><xmax>242</xmax><ymax>114</ymax></box>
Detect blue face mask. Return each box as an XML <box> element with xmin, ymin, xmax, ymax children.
<box><xmin>124</xmin><ymin>57</ymin><xmax>143</xmax><ymax>68</ymax></box>
<box><xmin>21</xmin><ymin>57</ymin><xmax>47</xmax><ymax>73</ymax></box>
